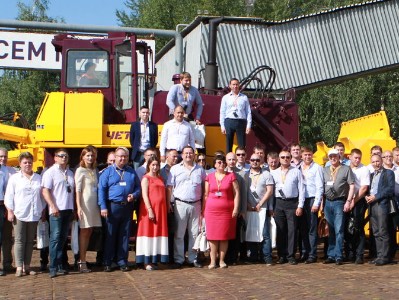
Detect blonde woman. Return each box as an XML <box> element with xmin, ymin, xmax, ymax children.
<box><xmin>75</xmin><ymin>146</ymin><xmax>101</xmax><ymax>272</ymax></box>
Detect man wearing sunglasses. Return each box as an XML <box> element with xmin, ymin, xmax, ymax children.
<box><xmin>235</xmin><ymin>147</ymin><xmax>250</xmax><ymax>171</ymax></box>
<box><xmin>244</xmin><ymin>154</ymin><xmax>274</xmax><ymax>264</ymax></box>
<box><xmin>271</xmin><ymin>150</ymin><xmax>305</xmax><ymax>265</ymax></box>
<box><xmin>42</xmin><ymin>149</ymin><xmax>75</xmax><ymax>278</ymax></box>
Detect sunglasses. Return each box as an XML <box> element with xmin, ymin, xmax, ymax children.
<box><xmin>198</xmin><ymin>158</ymin><xmax>206</xmax><ymax>161</ymax></box>
<box><xmin>279</xmin><ymin>156</ymin><xmax>291</xmax><ymax>159</ymax></box>
<box><xmin>216</xmin><ymin>161</ymin><xmax>226</xmax><ymax>164</ymax></box>
<box><xmin>250</xmin><ymin>159</ymin><xmax>260</xmax><ymax>162</ymax></box>
<box><xmin>236</xmin><ymin>153</ymin><xmax>245</xmax><ymax>156</ymax></box>
<box><xmin>56</xmin><ymin>154</ymin><xmax>69</xmax><ymax>158</ymax></box>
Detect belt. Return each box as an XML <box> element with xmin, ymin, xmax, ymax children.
<box><xmin>175</xmin><ymin>198</ymin><xmax>200</xmax><ymax>204</ymax></box>
<box><xmin>110</xmin><ymin>200</ymin><xmax>129</xmax><ymax>206</ymax></box>
<box><xmin>166</xmin><ymin>149</ymin><xmax>182</xmax><ymax>154</ymax></box>
<box><xmin>276</xmin><ymin>197</ymin><xmax>298</xmax><ymax>201</ymax></box>
<box><xmin>305</xmin><ymin>197</ymin><xmax>315</xmax><ymax>201</ymax></box>
<box><xmin>327</xmin><ymin>197</ymin><xmax>345</xmax><ymax>202</ymax></box>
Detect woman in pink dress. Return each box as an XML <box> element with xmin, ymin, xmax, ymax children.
<box><xmin>136</xmin><ymin>156</ymin><xmax>169</xmax><ymax>270</ymax></box>
<box><xmin>203</xmin><ymin>154</ymin><xmax>239</xmax><ymax>269</ymax></box>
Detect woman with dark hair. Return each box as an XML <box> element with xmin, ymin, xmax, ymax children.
<box><xmin>75</xmin><ymin>146</ymin><xmax>101</xmax><ymax>272</ymax></box>
<box><xmin>5</xmin><ymin>152</ymin><xmax>46</xmax><ymax>277</ymax></box>
<box><xmin>203</xmin><ymin>154</ymin><xmax>239</xmax><ymax>269</ymax></box>
<box><xmin>136</xmin><ymin>156</ymin><xmax>169</xmax><ymax>270</ymax></box>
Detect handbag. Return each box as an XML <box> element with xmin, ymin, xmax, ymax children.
<box><xmin>318</xmin><ymin>212</ymin><xmax>329</xmax><ymax>238</ymax></box>
<box><xmin>70</xmin><ymin>220</ymin><xmax>79</xmax><ymax>255</ymax></box>
<box><xmin>193</xmin><ymin>218</ymin><xmax>210</xmax><ymax>252</ymax></box>
<box><xmin>245</xmin><ymin>209</ymin><xmax>267</xmax><ymax>242</ymax></box>
<box><xmin>36</xmin><ymin>220</ymin><xmax>49</xmax><ymax>249</ymax></box>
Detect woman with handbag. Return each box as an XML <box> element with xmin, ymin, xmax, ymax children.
<box><xmin>136</xmin><ymin>156</ymin><xmax>169</xmax><ymax>270</ymax></box>
<box><xmin>4</xmin><ymin>152</ymin><xmax>46</xmax><ymax>277</ymax></box>
<box><xmin>75</xmin><ymin>146</ymin><xmax>101</xmax><ymax>273</ymax></box>
<box><xmin>203</xmin><ymin>155</ymin><xmax>240</xmax><ymax>269</ymax></box>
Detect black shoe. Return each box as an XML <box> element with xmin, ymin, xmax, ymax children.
<box><xmin>40</xmin><ymin>263</ymin><xmax>47</xmax><ymax>272</ymax></box>
<box><xmin>0</xmin><ymin>269</ymin><xmax>5</xmax><ymax>276</ymax></box>
<box><xmin>120</xmin><ymin>265</ymin><xmax>130</xmax><ymax>272</ymax></box>
<box><xmin>305</xmin><ymin>257</ymin><xmax>317</xmax><ymax>264</ymax></box>
<box><xmin>104</xmin><ymin>265</ymin><xmax>112</xmax><ymax>272</ymax></box>
<box><xmin>170</xmin><ymin>263</ymin><xmax>182</xmax><ymax>269</ymax></box>
<box><xmin>276</xmin><ymin>257</ymin><xmax>288</xmax><ymax>264</ymax></box>
<box><xmin>49</xmin><ymin>270</ymin><xmax>57</xmax><ymax>278</ymax></box>
<box><xmin>323</xmin><ymin>257</ymin><xmax>335</xmax><ymax>264</ymax></box>
<box><xmin>375</xmin><ymin>259</ymin><xmax>388</xmax><ymax>266</ymax></box>
<box><xmin>192</xmin><ymin>261</ymin><xmax>202</xmax><ymax>268</ymax></box>
<box><xmin>3</xmin><ymin>266</ymin><xmax>16</xmax><ymax>273</ymax></box>
<box><xmin>56</xmin><ymin>268</ymin><xmax>68</xmax><ymax>275</ymax></box>
<box><xmin>264</xmin><ymin>259</ymin><xmax>274</xmax><ymax>266</ymax></box>
<box><xmin>335</xmin><ymin>259</ymin><xmax>343</xmax><ymax>265</ymax></box>
<box><xmin>288</xmin><ymin>258</ymin><xmax>298</xmax><ymax>265</ymax></box>
<box><xmin>355</xmin><ymin>257</ymin><xmax>364</xmax><ymax>265</ymax></box>
<box><xmin>299</xmin><ymin>255</ymin><xmax>308</xmax><ymax>263</ymax></box>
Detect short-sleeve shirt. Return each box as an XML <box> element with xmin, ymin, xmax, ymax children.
<box><xmin>41</xmin><ymin>164</ymin><xmax>75</xmax><ymax>214</ymax></box>
<box><xmin>246</xmin><ymin>170</ymin><xmax>274</xmax><ymax>209</ymax></box>
<box><xmin>323</xmin><ymin>164</ymin><xmax>355</xmax><ymax>199</ymax></box>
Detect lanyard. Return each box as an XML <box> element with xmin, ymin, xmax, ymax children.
<box><xmin>215</xmin><ymin>172</ymin><xmax>225</xmax><ymax>192</ymax></box>
<box><xmin>281</xmin><ymin>168</ymin><xmax>289</xmax><ymax>184</ymax></box>
<box><xmin>250</xmin><ymin>171</ymin><xmax>261</xmax><ymax>188</ymax></box>
<box><xmin>330</xmin><ymin>165</ymin><xmax>341</xmax><ymax>181</ymax></box>
<box><xmin>114</xmin><ymin>166</ymin><xmax>125</xmax><ymax>181</ymax></box>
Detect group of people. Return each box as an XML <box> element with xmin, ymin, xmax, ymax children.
<box><xmin>1</xmin><ymin>72</ymin><xmax>398</xmax><ymax>279</ymax></box>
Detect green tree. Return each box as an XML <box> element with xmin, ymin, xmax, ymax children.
<box><xmin>0</xmin><ymin>1</ymin><xmax>60</xmax><ymax>134</ymax></box>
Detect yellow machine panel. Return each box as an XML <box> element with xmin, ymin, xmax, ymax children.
<box><xmin>314</xmin><ymin>111</ymin><xmax>396</xmax><ymax>165</ymax></box>
<box><xmin>65</xmin><ymin>92</ymin><xmax>103</xmax><ymax>145</ymax></box>
<box><xmin>102</xmin><ymin>124</ymin><xmax>131</xmax><ymax>146</ymax></box>
<box><xmin>35</xmin><ymin>92</ymin><xmax>65</xmax><ymax>142</ymax></box>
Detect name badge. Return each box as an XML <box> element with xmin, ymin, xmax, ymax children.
<box><xmin>326</xmin><ymin>181</ymin><xmax>334</xmax><ymax>186</ymax></box>
<box><xmin>119</xmin><ymin>181</ymin><xmax>127</xmax><ymax>186</ymax></box>
<box><xmin>215</xmin><ymin>192</ymin><xmax>222</xmax><ymax>197</ymax></box>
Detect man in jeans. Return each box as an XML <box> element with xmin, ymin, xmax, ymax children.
<box><xmin>299</xmin><ymin>147</ymin><xmax>324</xmax><ymax>264</ymax></box>
<box><xmin>323</xmin><ymin>149</ymin><xmax>354</xmax><ymax>265</ymax></box>
<box><xmin>245</xmin><ymin>153</ymin><xmax>274</xmax><ymax>265</ymax></box>
<box><xmin>42</xmin><ymin>149</ymin><xmax>75</xmax><ymax>278</ymax></box>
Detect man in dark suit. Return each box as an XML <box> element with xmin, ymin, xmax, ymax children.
<box><xmin>129</xmin><ymin>106</ymin><xmax>158</xmax><ymax>169</ymax></box>
<box><xmin>366</xmin><ymin>154</ymin><xmax>395</xmax><ymax>266</ymax></box>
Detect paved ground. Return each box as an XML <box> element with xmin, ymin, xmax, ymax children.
<box><xmin>0</xmin><ymin>249</ymin><xmax>398</xmax><ymax>299</ymax></box>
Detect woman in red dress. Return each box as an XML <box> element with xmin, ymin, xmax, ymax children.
<box><xmin>203</xmin><ymin>154</ymin><xmax>239</xmax><ymax>269</ymax></box>
<box><xmin>136</xmin><ymin>156</ymin><xmax>169</xmax><ymax>270</ymax></box>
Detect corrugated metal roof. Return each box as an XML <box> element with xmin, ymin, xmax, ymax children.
<box><xmin>156</xmin><ymin>0</ymin><xmax>399</xmax><ymax>91</ymax></box>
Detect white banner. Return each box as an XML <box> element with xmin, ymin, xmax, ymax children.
<box><xmin>0</xmin><ymin>31</ymin><xmax>155</xmax><ymax>72</ymax></box>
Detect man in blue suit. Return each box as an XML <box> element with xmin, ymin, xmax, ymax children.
<box><xmin>366</xmin><ymin>154</ymin><xmax>395</xmax><ymax>266</ymax></box>
<box><xmin>129</xmin><ymin>106</ymin><xmax>158</xmax><ymax>169</ymax></box>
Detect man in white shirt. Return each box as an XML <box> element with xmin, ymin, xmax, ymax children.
<box><xmin>219</xmin><ymin>78</ymin><xmax>252</xmax><ymax>153</ymax></box>
<box><xmin>0</xmin><ymin>148</ymin><xmax>16</xmax><ymax>276</ymax></box>
<box><xmin>299</xmin><ymin>147</ymin><xmax>324</xmax><ymax>264</ymax></box>
<box><xmin>160</xmin><ymin>105</ymin><xmax>195</xmax><ymax>163</ymax></box>
<box><xmin>41</xmin><ymin>149</ymin><xmax>75</xmax><ymax>278</ymax></box>
<box><xmin>346</xmin><ymin>148</ymin><xmax>370</xmax><ymax>264</ymax></box>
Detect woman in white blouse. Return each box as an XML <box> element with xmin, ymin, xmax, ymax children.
<box><xmin>5</xmin><ymin>152</ymin><xmax>45</xmax><ymax>277</ymax></box>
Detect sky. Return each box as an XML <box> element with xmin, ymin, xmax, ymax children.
<box><xmin>0</xmin><ymin>0</ymin><xmax>127</xmax><ymax>26</ymax></box>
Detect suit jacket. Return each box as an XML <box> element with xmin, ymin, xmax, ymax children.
<box><xmin>129</xmin><ymin>120</ymin><xmax>158</xmax><ymax>161</ymax></box>
<box><xmin>370</xmin><ymin>168</ymin><xmax>395</xmax><ymax>204</ymax></box>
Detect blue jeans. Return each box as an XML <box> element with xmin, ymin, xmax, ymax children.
<box><xmin>324</xmin><ymin>200</ymin><xmax>344</xmax><ymax>260</ymax></box>
<box><xmin>261</xmin><ymin>215</ymin><xmax>272</xmax><ymax>261</ymax></box>
<box><xmin>49</xmin><ymin>210</ymin><xmax>72</xmax><ymax>272</ymax></box>
<box><xmin>300</xmin><ymin>198</ymin><xmax>318</xmax><ymax>258</ymax></box>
